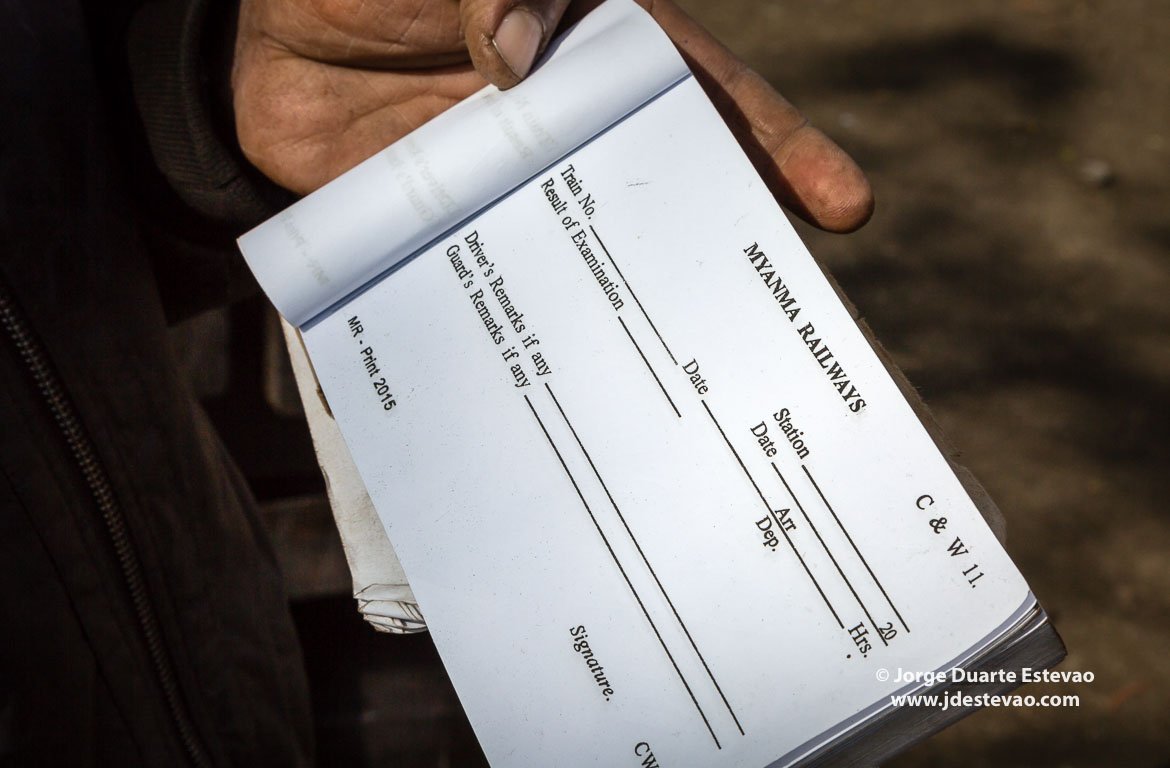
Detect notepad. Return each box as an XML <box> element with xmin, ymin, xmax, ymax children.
<box><xmin>238</xmin><ymin>2</ymin><xmax>1064</xmax><ymax>764</ymax></box>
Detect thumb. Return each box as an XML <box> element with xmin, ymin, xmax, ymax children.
<box><xmin>461</xmin><ymin>0</ymin><xmax>573</xmax><ymax>89</ymax></box>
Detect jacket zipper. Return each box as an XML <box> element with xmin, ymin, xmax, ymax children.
<box><xmin>0</xmin><ymin>278</ymin><xmax>212</xmax><ymax>768</ymax></box>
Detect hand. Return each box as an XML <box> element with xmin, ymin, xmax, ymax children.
<box><xmin>233</xmin><ymin>0</ymin><xmax>873</xmax><ymax>232</ymax></box>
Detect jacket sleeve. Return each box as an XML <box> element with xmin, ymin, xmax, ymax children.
<box><xmin>123</xmin><ymin>0</ymin><xmax>295</xmax><ymax>320</ymax></box>
<box><xmin>127</xmin><ymin>0</ymin><xmax>291</xmax><ymax>229</ymax></box>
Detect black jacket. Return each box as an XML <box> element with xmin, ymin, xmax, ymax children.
<box><xmin>0</xmin><ymin>0</ymin><xmax>312</xmax><ymax>764</ymax></box>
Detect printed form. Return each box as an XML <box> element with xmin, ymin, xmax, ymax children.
<box><xmin>240</xmin><ymin>2</ymin><xmax>1037</xmax><ymax>765</ymax></box>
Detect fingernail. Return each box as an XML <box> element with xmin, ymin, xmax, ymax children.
<box><xmin>492</xmin><ymin>8</ymin><xmax>544</xmax><ymax>80</ymax></box>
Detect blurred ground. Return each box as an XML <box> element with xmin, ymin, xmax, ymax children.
<box><xmin>676</xmin><ymin>0</ymin><xmax>1170</xmax><ymax>764</ymax></box>
<box><xmin>180</xmin><ymin>0</ymin><xmax>1170</xmax><ymax>765</ymax></box>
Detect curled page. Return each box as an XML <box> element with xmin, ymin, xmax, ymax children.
<box><xmin>238</xmin><ymin>0</ymin><xmax>689</xmax><ymax>328</ymax></box>
<box><xmin>280</xmin><ymin>319</ymin><xmax>424</xmax><ymax>634</ymax></box>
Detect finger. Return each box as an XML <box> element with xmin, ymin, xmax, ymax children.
<box><xmin>644</xmin><ymin>0</ymin><xmax>874</xmax><ymax>232</ymax></box>
<box><xmin>460</xmin><ymin>0</ymin><xmax>573</xmax><ymax>88</ymax></box>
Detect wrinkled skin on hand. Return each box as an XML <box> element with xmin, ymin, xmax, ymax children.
<box><xmin>233</xmin><ymin>0</ymin><xmax>874</xmax><ymax>232</ymax></box>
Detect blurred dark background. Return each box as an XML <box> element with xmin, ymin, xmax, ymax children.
<box><xmin>171</xmin><ymin>0</ymin><xmax>1170</xmax><ymax>764</ymax></box>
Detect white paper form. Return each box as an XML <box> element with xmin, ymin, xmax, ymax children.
<box><xmin>240</xmin><ymin>2</ymin><xmax>1036</xmax><ymax>765</ymax></box>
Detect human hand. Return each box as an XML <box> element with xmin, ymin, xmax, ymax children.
<box><xmin>233</xmin><ymin>0</ymin><xmax>873</xmax><ymax>232</ymax></box>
